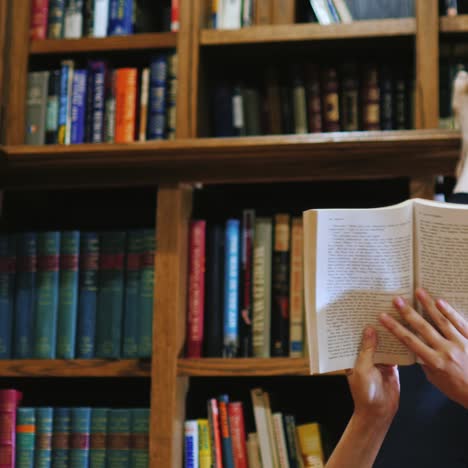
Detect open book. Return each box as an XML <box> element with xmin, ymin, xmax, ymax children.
<box><xmin>303</xmin><ymin>198</ymin><xmax>468</xmax><ymax>374</ymax></box>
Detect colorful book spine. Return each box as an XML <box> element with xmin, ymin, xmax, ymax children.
<box><xmin>186</xmin><ymin>221</ymin><xmax>206</xmax><ymax>358</ymax></box>
<box><xmin>64</xmin><ymin>0</ymin><xmax>84</xmax><ymax>38</ymax></box>
<box><xmin>166</xmin><ymin>54</ymin><xmax>178</xmax><ymax>140</ymax></box>
<box><xmin>289</xmin><ymin>218</ymin><xmax>303</xmax><ymax>358</ymax></box>
<box><xmin>197</xmin><ymin>419</ymin><xmax>211</xmax><ymax>468</ymax></box>
<box><xmin>57</xmin><ymin>231</ymin><xmax>80</xmax><ymax>359</ymax></box>
<box><xmin>184</xmin><ymin>420</ymin><xmax>198</xmax><ymax>468</ymax></box>
<box><xmin>228</xmin><ymin>403</ymin><xmax>248</xmax><ymax>468</ymax></box>
<box><xmin>93</xmin><ymin>0</ymin><xmax>110</xmax><ymax>37</ymax></box>
<box><xmin>70</xmin><ymin>408</ymin><xmax>91</xmax><ymax>468</ymax></box>
<box><xmin>51</xmin><ymin>407</ymin><xmax>71</xmax><ymax>468</ymax></box>
<box><xmin>47</xmin><ymin>0</ymin><xmax>66</xmax><ymax>38</ymax></box>
<box><xmin>296</xmin><ymin>423</ymin><xmax>324</xmax><ymax>468</ymax></box>
<box><xmin>115</xmin><ymin>68</ymin><xmax>137</xmax><ymax>143</ymax></box>
<box><xmin>107</xmin><ymin>410</ymin><xmax>131</xmax><ymax>466</ymax></box>
<box><xmin>130</xmin><ymin>409</ymin><xmax>149</xmax><ymax>468</ymax></box>
<box><xmin>0</xmin><ymin>235</ymin><xmax>15</xmax><ymax>359</ymax></box>
<box><xmin>16</xmin><ymin>408</ymin><xmax>36</xmax><ymax>468</ymax></box>
<box><xmin>218</xmin><ymin>395</ymin><xmax>234</xmax><ymax>468</ymax></box>
<box><xmin>223</xmin><ymin>219</ymin><xmax>240</xmax><ymax>358</ymax></box>
<box><xmin>14</xmin><ymin>233</ymin><xmax>37</xmax><ymax>359</ymax></box>
<box><xmin>46</xmin><ymin>70</ymin><xmax>61</xmax><ymax>145</ymax></box>
<box><xmin>58</xmin><ymin>60</ymin><xmax>74</xmax><ymax>145</ymax></box>
<box><xmin>137</xmin><ymin>229</ymin><xmax>155</xmax><ymax>358</ymax></box>
<box><xmin>84</xmin><ymin>0</ymin><xmax>95</xmax><ymax>36</ymax></box>
<box><xmin>35</xmin><ymin>408</ymin><xmax>54</xmax><ymax>468</ymax></box>
<box><xmin>147</xmin><ymin>55</ymin><xmax>168</xmax><ymax>140</ymax></box>
<box><xmin>207</xmin><ymin>399</ymin><xmax>222</xmax><ymax>468</ymax></box>
<box><xmin>87</xmin><ymin>61</ymin><xmax>106</xmax><ymax>143</ymax></box>
<box><xmin>104</xmin><ymin>70</ymin><xmax>116</xmax><ymax>142</ymax></box>
<box><xmin>138</xmin><ymin>68</ymin><xmax>150</xmax><ymax>142</ymax></box>
<box><xmin>30</xmin><ymin>0</ymin><xmax>50</xmax><ymax>40</ymax></box>
<box><xmin>361</xmin><ymin>65</ymin><xmax>380</xmax><ymax>131</ymax></box>
<box><xmin>34</xmin><ymin>232</ymin><xmax>60</xmax><ymax>359</ymax></box>
<box><xmin>321</xmin><ymin>66</ymin><xmax>340</xmax><ymax>132</ymax></box>
<box><xmin>96</xmin><ymin>231</ymin><xmax>126</xmax><ymax>358</ymax></box>
<box><xmin>171</xmin><ymin>0</ymin><xmax>180</xmax><ymax>31</ymax></box>
<box><xmin>76</xmin><ymin>232</ymin><xmax>99</xmax><ymax>358</ymax></box>
<box><xmin>0</xmin><ymin>390</ymin><xmax>22</xmax><ymax>468</ymax></box>
<box><xmin>283</xmin><ymin>415</ymin><xmax>300</xmax><ymax>468</ymax></box>
<box><xmin>108</xmin><ymin>0</ymin><xmax>133</xmax><ymax>35</ymax></box>
<box><xmin>70</xmin><ymin>70</ymin><xmax>87</xmax><ymax>144</ymax></box>
<box><xmin>89</xmin><ymin>408</ymin><xmax>108</xmax><ymax>468</ymax></box>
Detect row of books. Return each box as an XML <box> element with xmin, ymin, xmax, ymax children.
<box><xmin>30</xmin><ymin>0</ymin><xmax>178</xmax><ymax>40</ymax></box>
<box><xmin>186</xmin><ymin>213</ymin><xmax>305</xmax><ymax>359</ymax></box>
<box><xmin>212</xmin><ymin>63</ymin><xmax>414</xmax><ymax>138</ymax></box>
<box><xmin>26</xmin><ymin>54</ymin><xmax>176</xmax><ymax>146</ymax></box>
<box><xmin>184</xmin><ymin>388</ymin><xmax>325</xmax><ymax>468</ymax></box>
<box><xmin>0</xmin><ymin>229</ymin><xmax>155</xmax><ymax>360</ymax></box>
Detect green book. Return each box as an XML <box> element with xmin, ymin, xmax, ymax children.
<box><xmin>107</xmin><ymin>409</ymin><xmax>131</xmax><ymax>467</ymax></box>
<box><xmin>35</xmin><ymin>407</ymin><xmax>54</xmax><ymax>468</ymax></box>
<box><xmin>130</xmin><ymin>409</ymin><xmax>149</xmax><ymax>468</ymax></box>
<box><xmin>51</xmin><ymin>408</ymin><xmax>71</xmax><ymax>468</ymax></box>
<box><xmin>16</xmin><ymin>408</ymin><xmax>36</xmax><ymax>468</ymax></box>
<box><xmin>90</xmin><ymin>408</ymin><xmax>108</xmax><ymax>468</ymax></box>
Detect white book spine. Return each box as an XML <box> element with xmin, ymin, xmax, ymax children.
<box><xmin>65</xmin><ymin>62</ymin><xmax>75</xmax><ymax>145</ymax></box>
<box><xmin>251</xmin><ymin>388</ymin><xmax>275</xmax><ymax>468</ymax></box>
<box><xmin>221</xmin><ymin>0</ymin><xmax>242</xmax><ymax>29</ymax></box>
<box><xmin>332</xmin><ymin>0</ymin><xmax>353</xmax><ymax>23</ymax></box>
<box><xmin>263</xmin><ymin>392</ymin><xmax>280</xmax><ymax>468</ymax></box>
<box><xmin>184</xmin><ymin>420</ymin><xmax>200</xmax><ymax>468</ymax></box>
<box><xmin>93</xmin><ymin>0</ymin><xmax>110</xmax><ymax>37</ymax></box>
<box><xmin>64</xmin><ymin>8</ymin><xmax>83</xmax><ymax>38</ymax></box>
<box><xmin>139</xmin><ymin>68</ymin><xmax>150</xmax><ymax>142</ymax></box>
<box><xmin>310</xmin><ymin>0</ymin><xmax>333</xmax><ymax>25</ymax></box>
<box><xmin>273</xmin><ymin>414</ymin><xmax>291</xmax><ymax>468</ymax></box>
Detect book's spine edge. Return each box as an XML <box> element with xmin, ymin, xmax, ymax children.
<box><xmin>88</xmin><ymin>61</ymin><xmax>106</xmax><ymax>143</ymax></box>
<box><xmin>46</xmin><ymin>70</ymin><xmax>61</xmax><ymax>145</ymax></box>
<box><xmin>64</xmin><ymin>0</ymin><xmax>84</xmax><ymax>38</ymax></box>
<box><xmin>65</xmin><ymin>62</ymin><xmax>75</xmax><ymax>144</ymax></box>
<box><xmin>93</xmin><ymin>0</ymin><xmax>110</xmax><ymax>37</ymax></box>
<box><xmin>25</xmin><ymin>72</ymin><xmax>49</xmax><ymax>145</ymax></box>
<box><xmin>167</xmin><ymin>53</ymin><xmax>177</xmax><ymax>140</ymax></box>
<box><xmin>108</xmin><ymin>0</ymin><xmax>133</xmax><ymax>35</ymax></box>
<box><xmin>296</xmin><ymin>423</ymin><xmax>325</xmax><ymax>467</ymax></box>
<box><xmin>70</xmin><ymin>408</ymin><xmax>91</xmax><ymax>468</ymax></box>
<box><xmin>272</xmin><ymin>413</ymin><xmax>290</xmax><ymax>468</ymax></box>
<box><xmin>361</xmin><ymin>65</ymin><xmax>380</xmax><ymax>131</ymax></box>
<box><xmin>340</xmin><ymin>64</ymin><xmax>359</xmax><ymax>131</ymax></box>
<box><xmin>138</xmin><ymin>68</ymin><xmax>150</xmax><ymax>142</ymax></box>
<box><xmin>284</xmin><ymin>415</ymin><xmax>299</xmax><ymax>468</ymax></box>
<box><xmin>83</xmin><ymin>0</ymin><xmax>95</xmax><ymax>36</ymax></box>
<box><xmin>130</xmin><ymin>409</ymin><xmax>149</xmax><ymax>468</ymax></box>
<box><xmin>186</xmin><ymin>221</ymin><xmax>206</xmax><ymax>358</ymax></box>
<box><xmin>254</xmin><ymin>0</ymin><xmax>271</xmax><ymax>24</ymax></box>
<box><xmin>104</xmin><ymin>70</ymin><xmax>116</xmax><ymax>142</ymax></box>
<box><xmin>394</xmin><ymin>75</ymin><xmax>407</xmax><ymax>130</ymax></box>
<box><xmin>247</xmin><ymin>433</ymin><xmax>262</xmax><ymax>468</ymax></box>
<box><xmin>0</xmin><ymin>390</ymin><xmax>21</xmax><ymax>467</ymax></box>
<box><xmin>16</xmin><ymin>408</ymin><xmax>36</xmax><ymax>468</ymax></box>
<box><xmin>89</xmin><ymin>408</ymin><xmax>108</xmax><ymax>468</ymax></box>
<box><xmin>30</xmin><ymin>0</ymin><xmax>50</xmax><ymax>40</ymax></box>
<box><xmin>289</xmin><ymin>218</ymin><xmax>303</xmax><ymax>358</ymax></box>
<box><xmin>306</xmin><ymin>65</ymin><xmax>322</xmax><ymax>133</ymax></box>
<box><xmin>47</xmin><ymin>0</ymin><xmax>66</xmax><ymax>38</ymax></box>
<box><xmin>70</xmin><ymin>70</ymin><xmax>87</xmax><ymax>144</ymax></box>
<box><xmin>0</xmin><ymin>235</ymin><xmax>15</xmax><ymax>359</ymax></box>
<box><xmin>227</xmin><ymin>403</ymin><xmax>248</xmax><ymax>468</ymax></box>
<box><xmin>57</xmin><ymin>61</ymin><xmax>73</xmax><ymax>145</ymax></box>
<box><xmin>272</xmin><ymin>0</ymin><xmax>295</xmax><ymax>24</ymax></box>
<box><xmin>218</xmin><ymin>396</ymin><xmax>235</xmax><ymax>468</ymax></box>
<box><xmin>35</xmin><ymin>408</ymin><xmax>53</xmax><ymax>468</ymax></box>
<box><xmin>107</xmin><ymin>410</ymin><xmax>131</xmax><ymax>466</ymax></box>
<box><xmin>171</xmin><ymin>0</ymin><xmax>180</xmax><ymax>31</ymax></box>
<box><xmin>291</xmin><ymin>68</ymin><xmax>307</xmax><ymax>134</ymax></box>
<box><xmin>184</xmin><ymin>420</ymin><xmax>198</xmax><ymax>468</ymax></box>
<box><xmin>207</xmin><ymin>399</ymin><xmax>223</xmax><ymax>468</ymax></box>
<box><xmin>147</xmin><ymin>56</ymin><xmax>168</xmax><ymax>140</ymax></box>
<box><xmin>321</xmin><ymin>66</ymin><xmax>340</xmax><ymax>131</ymax></box>
<box><xmin>115</xmin><ymin>68</ymin><xmax>137</xmax><ymax>143</ymax></box>
<box><xmin>197</xmin><ymin>419</ymin><xmax>211</xmax><ymax>468</ymax></box>
<box><xmin>51</xmin><ymin>407</ymin><xmax>71</xmax><ymax>468</ymax></box>
<box><xmin>379</xmin><ymin>65</ymin><xmax>393</xmax><ymax>130</ymax></box>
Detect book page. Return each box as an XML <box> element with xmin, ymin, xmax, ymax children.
<box><xmin>304</xmin><ymin>201</ymin><xmax>415</xmax><ymax>374</ymax></box>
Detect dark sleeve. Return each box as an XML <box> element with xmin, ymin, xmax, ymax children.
<box><xmin>448</xmin><ymin>193</ymin><xmax>468</xmax><ymax>204</ymax></box>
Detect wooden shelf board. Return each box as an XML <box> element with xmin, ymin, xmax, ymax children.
<box><xmin>30</xmin><ymin>32</ymin><xmax>177</xmax><ymax>54</ymax></box>
<box><xmin>200</xmin><ymin>18</ymin><xmax>416</xmax><ymax>45</ymax></box>
<box><xmin>0</xmin><ymin>359</ymin><xmax>151</xmax><ymax>377</ymax></box>
<box><xmin>440</xmin><ymin>15</ymin><xmax>468</xmax><ymax>33</ymax></box>
<box><xmin>1</xmin><ymin>130</ymin><xmax>460</xmax><ymax>189</ymax></box>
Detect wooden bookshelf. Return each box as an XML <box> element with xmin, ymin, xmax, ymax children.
<box><xmin>440</xmin><ymin>14</ymin><xmax>468</xmax><ymax>33</ymax></box>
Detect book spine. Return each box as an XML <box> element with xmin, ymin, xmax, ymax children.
<box><xmin>296</xmin><ymin>423</ymin><xmax>324</xmax><ymax>467</ymax></box>
<box><xmin>137</xmin><ymin>229</ymin><xmax>155</xmax><ymax>358</ymax></box>
<box><xmin>394</xmin><ymin>75</ymin><xmax>407</xmax><ymax>130</ymax></box>
<box><xmin>34</xmin><ymin>232</ymin><xmax>61</xmax><ymax>359</ymax></box>
<box><xmin>306</xmin><ymin>65</ymin><xmax>322</xmax><ymax>133</ymax></box>
<box><xmin>0</xmin><ymin>235</ymin><xmax>15</xmax><ymax>359</ymax></box>
<box><xmin>70</xmin><ymin>70</ymin><xmax>87</xmax><ymax>144</ymax></box>
<box><xmin>70</xmin><ymin>408</ymin><xmax>91</xmax><ymax>468</ymax></box>
<box><xmin>166</xmin><ymin>53</ymin><xmax>178</xmax><ymax>140</ymax></box>
<box><xmin>227</xmin><ymin>403</ymin><xmax>248</xmax><ymax>468</ymax></box>
<box><xmin>122</xmin><ymin>230</ymin><xmax>142</xmax><ymax>358</ymax></box>
<box><xmin>446</xmin><ymin>0</ymin><xmax>458</xmax><ymax>15</ymax></box>
<box><xmin>64</xmin><ymin>0</ymin><xmax>84</xmax><ymax>38</ymax></box>
<box><xmin>107</xmin><ymin>410</ymin><xmax>131</xmax><ymax>466</ymax></box>
<box><xmin>291</xmin><ymin>67</ymin><xmax>307</xmax><ymax>134</ymax></box>
<box><xmin>30</xmin><ymin>0</ymin><xmax>50</xmax><ymax>40</ymax></box>
<box><xmin>213</xmin><ymin>82</ymin><xmax>235</xmax><ymax>137</ymax></box>
<box><xmin>186</xmin><ymin>221</ymin><xmax>206</xmax><ymax>358</ymax></box>
<box><xmin>340</xmin><ymin>64</ymin><xmax>359</xmax><ymax>131</ymax></box>
<box><xmin>232</xmin><ymin>84</ymin><xmax>246</xmax><ymax>136</ymax></box>
<box><xmin>283</xmin><ymin>415</ymin><xmax>299</xmax><ymax>468</ymax></box>
<box><xmin>87</xmin><ymin>61</ymin><xmax>106</xmax><ymax>143</ymax></box>
<box><xmin>289</xmin><ymin>218</ymin><xmax>303</xmax><ymax>357</ymax></box>
<box><xmin>35</xmin><ymin>408</ymin><xmax>53</xmax><ymax>468</ymax></box>
<box><xmin>25</xmin><ymin>72</ymin><xmax>49</xmax><ymax>145</ymax></box>
<box><xmin>51</xmin><ymin>407</ymin><xmax>71</xmax><ymax>468</ymax></box>
<box><xmin>96</xmin><ymin>231</ymin><xmax>126</xmax><ymax>359</ymax></box>
<box><xmin>89</xmin><ymin>409</ymin><xmax>108</xmax><ymax>468</ymax></box>
<box><xmin>108</xmin><ymin>0</ymin><xmax>133</xmax><ymax>35</ymax></box>
<box><xmin>58</xmin><ymin>60</ymin><xmax>74</xmax><ymax>145</ymax></box>
<box><xmin>321</xmin><ymin>66</ymin><xmax>340</xmax><ymax>131</ymax></box>
<box><xmin>379</xmin><ymin>65</ymin><xmax>393</xmax><ymax>130</ymax></box>
<box><xmin>247</xmin><ymin>433</ymin><xmax>262</xmax><ymax>468</ymax></box>
<box><xmin>130</xmin><ymin>409</ymin><xmax>149</xmax><ymax>468</ymax></box>
<box><xmin>14</xmin><ymin>233</ymin><xmax>37</xmax><ymax>359</ymax></box>
<box><xmin>46</xmin><ymin>70</ymin><xmax>61</xmax><ymax>144</ymax></box>
<box><xmin>184</xmin><ymin>420</ymin><xmax>198</xmax><ymax>468</ymax></box>
<box><xmin>47</xmin><ymin>0</ymin><xmax>66</xmax><ymax>38</ymax></box>
<box><xmin>56</xmin><ymin>231</ymin><xmax>80</xmax><ymax>359</ymax></box>
<box><xmin>207</xmin><ymin>399</ymin><xmax>223</xmax><ymax>468</ymax></box>
<box><xmin>0</xmin><ymin>390</ymin><xmax>22</xmax><ymax>468</ymax></box>
<box><xmin>16</xmin><ymin>408</ymin><xmax>36</xmax><ymax>468</ymax></box>
<box><xmin>147</xmin><ymin>55</ymin><xmax>168</xmax><ymax>140</ymax></box>
<box><xmin>254</xmin><ymin>0</ymin><xmax>271</xmax><ymax>24</ymax></box>
<box><xmin>115</xmin><ymin>68</ymin><xmax>137</xmax><ymax>143</ymax></box>
<box><xmin>218</xmin><ymin>396</ymin><xmax>234</xmax><ymax>468</ymax></box>
<box><xmin>138</xmin><ymin>68</ymin><xmax>150</xmax><ymax>142</ymax></box>
<box><xmin>93</xmin><ymin>0</ymin><xmax>110</xmax><ymax>37</ymax></box>
<box><xmin>361</xmin><ymin>65</ymin><xmax>380</xmax><ymax>131</ymax></box>
<box><xmin>104</xmin><ymin>70</ymin><xmax>116</xmax><ymax>142</ymax></box>
<box><xmin>272</xmin><ymin>0</ymin><xmax>295</xmax><ymax>23</ymax></box>
<box><xmin>171</xmin><ymin>0</ymin><xmax>180</xmax><ymax>31</ymax></box>
<box><xmin>197</xmin><ymin>419</ymin><xmax>211</xmax><ymax>468</ymax></box>
<box><xmin>84</xmin><ymin>0</ymin><xmax>95</xmax><ymax>36</ymax></box>
<box><xmin>223</xmin><ymin>219</ymin><xmax>240</xmax><ymax>357</ymax></box>
<box><xmin>272</xmin><ymin>414</ymin><xmax>290</xmax><ymax>468</ymax></box>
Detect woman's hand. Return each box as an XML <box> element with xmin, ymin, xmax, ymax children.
<box><xmin>380</xmin><ymin>288</ymin><xmax>468</xmax><ymax>409</ymax></box>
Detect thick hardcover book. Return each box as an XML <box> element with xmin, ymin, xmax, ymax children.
<box><xmin>147</xmin><ymin>55</ymin><xmax>168</xmax><ymax>140</ymax></box>
<box><xmin>70</xmin><ymin>408</ymin><xmax>91</xmax><ymax>468</ymax></box>
<box><xmin>93</xmin><ymin>0</ymin><xmax>110</xmax><ymax>37</ymax></box>
<box><xmin>213</xmin><ymin>82</ymin><xmax>235</xmax><ymax>137</ymax></box>
<box><xmin>0</xmin><ymin>390</ymin><xmax>22</xmax><ymax>468</ymax></box>
<box><xmin>207</xmin><ymin>399</ymin><xmax>223</xmax><ymax>468</ymax></box>
<box><xmin>96</xmin><ymin>231</ymin><xmax>126</xmax><ymax>358</ymax></box>
<box><xmin>197</xmin><ymin>419</ymin><xmax>211</xmax><ymax>468</ymax></box>
<box><xmin>30</xmin><ymin>0</ymin><xmax>50</xmax><ymax>40</ymax></box>
<box><xmin>130</xmin><ymin>409</ymin><xmax>149</xmax><ymax>468</ymax></box>
<box><xmin>26</xmin><ymin>72</ymin><xmax>49</xmax><ymax>145</ymax></box>
<box><xmin>184</xmin><ymin>420</ymin><xmax>198</xmax><ymax>468</ymax></box>
<box><xmin>108</xmin><ymin>0</ymin><xmax>133</xmax><ymax>35</ymax></box>
<box><xmin>394</xmin><ymin>73</ymin><xmax>407</xmax><ymax>130</ymax></box>
<box><xmin>379</xmin><ymin>64</ymin><xmax>394</xmax><ymax>130</ymax></box>
<box><xmin>321</xmin><ymin>67</ymin><xmax>340</xmax><ymax>132</ymax></box>
<box><xmin>86</xmin><ymin>61</ymin><xmax>107</xmax><ymax>143</ymax></box>
<box><xmin>35</xmin><ymin>408</ymin><xmax>54</xmax><ymax>468</ymax></box>
<box><xmin>218</xmin><ymin>395</ymin><xmax>235</xmax><ymax>468</ymax></box>
<box><xmin>70</xmin><ymin>70</ymin><xmax>87</xmax><ymax>144</ymax></box>
<box><xmin>361</xmin><ymin>65</ymin><xmax>380</xmax><ymax>130</ymax></box>
<box><xmin>16</xmin><ymin>408</ymin><xmax>36</xmax><ymax>468</ymax></box>
<box><xmin>51</xmin><ymin>407</ymin><xmax>71</xmax><ymax>468</ymax></box>
<box><xmin>76</xmin><ymin>232</ymin><xmax>99</xmax><ymax>358</ymax></box>
<box><xmin>223</xmin><ymin>219</ymin><xmax>240</xmax><ymax>357</ymax></box>
<box><xmin>107</xmin><ymin>410</ymin><xmax>131</xmax><ymax>466</ymax></box>
<box><xmin>228</xmin><ymin>403</ymin><xmax>248</xmax><ymax>468</ymax></box>
<box><xmin>305</xmin><ymin>65</ymin><xmax>322</xmax><ymax>133</ymax></box>
<box><xmin>90</xmin><ymin>408</ymin><xmax>108</xmax><ymax>468</ymax></box>
<box><xmin>340</xmin><ymin>63</ymin><xmax>359</xmax><ymax>131</ymax></box>
<box><xmin>265</xmin><ymin>66</ymin><xmax>282</xmax><ymax>134</ymax></box>
<box><xmin>57</xmin><ymin>231</ymin><xmax>80</xmax><ymax>359</ymax></box>
<box><xmin>137</xmin><ymin>229</ymin><xmax>155</xmax><ymax>358</ymax></box>
<box><xmin>46</xmin><ymin>70</ymin><xmax>61</xmax><ymax>145</ymax></box>
<box><xmin>84</xmin><ymin>0</ymin><xmax>94</xmax><ymax>36</ymax></box>
<box><xmin>166</xmin><ymin>53</ymin><xmax>178</xmax><ymax>140</ymax></box>
<box><xmin>115</xmin><ymin>68</ymin><xmax>137</xmax><ymax>143</ymax></box>
<box><xmin>47</xmin><ymin>0</ymin><xmax>66</xmax><ymax>38</ymax></box>
<box><xmin>34</xmin><ymin>232</ymin><xmax>60</xmax><ymax>359</ymax></box>
<box><xmin>283</xmin><ymin>415</ymin><xmax>300</xmax><ymax>468</ymax></box>
<box><xmin>0</xmin><ymin>235</ymin><xmax>15</xmax><ymax>359</ymax></box>
<box><xmin>58</xmin><ymin>60</ymin><xmax>75</xmax><ymax>145</ymax></box>
<box><xmin>291</xmin><ymin>66</ymin><xmax>307</xmax><ymax>134</ymax></box>
<box><xmin>186</xmin><ymin>221</ymin><xmax>206</xmax><ymax>358</ymax></box>
<box><xmin>247</xmin><ymin>433</ymin><xmax>262</xmax><ymax>468</ymax></box>
<box><xmin>279</xmin><ymin>85</ymin><xmax>293</xmax><ymax>134</ymax></box>
<box><xmin>64</xmin><ymin>0</ymin><xmax>84</xmax><ymax>38</ymax></box>
<box><xmin>104</xmin><ymin>70</ymin><xmax>117</xmax><ymax>142</ymax></box>
<box><xmin>296</xmin><ymin>424</ymin><xmax>324</xmax><ymax>467</ymax></box>
<box><xmin>14</xmin><ymin>233</ymin><xmax>37</xmax><ymax>359</ymax></box>
<box><xmin>242</xmin><ymin>88</ymin><xmax>261</xmax><ymax>136</ymax></box>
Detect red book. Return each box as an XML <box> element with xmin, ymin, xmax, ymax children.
<box><xmin>30</xmin><ymin>0</ymin><xmax>49</xmax><ymax>40</ymax></box>
<box><xmin>186</xmin><ymin>220</ymin><xmax>206</xmax><ymax>358</ymax></box>
<box><xmin>0</xmin><ymin>390</ymin><xmax>22</xmax><ymax>468</ymax></box>
<box><xmin>207</xmin><ymin>399</ymin><xmax>223</xmax><ymax>468</ymax></box>
<box><xmin>228</xmin><ymin>402</ymin><xmax>248</xmax><ymax>468</ymax></box>
<box><xmin>171</xmin><ymin>0</ymin><xmax>180</xmax><ymax>31</ymax></box>
<box><xmin>115</xmin><ymin>68</ymin><xmax>137</xmax><ymax>143</ymax></box>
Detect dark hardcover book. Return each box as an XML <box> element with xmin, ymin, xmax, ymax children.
<box><xmin>321</xmin><ymin>66</ymin><xmax>340</xmax><ymax>131</ymax></box>
<box><xmin>290</xmin><ymin>65</ymin><xmax>308</xmax><ymax>134</ymax></box>
<box><xmin>345</xmin><ymin>0</ymin><xmax>415</xmax><ymax>20</ymax></box>
<box><xmin>108</xmin><ymin>0</ymin><xmax>133</xmax><ymax>35</ymax></box>
<box><xmin>86</xmin><ymin>61</ymin><xmax>107</xmax><ymax>143</ymax></box>
<box><xmin>218</xmin><ymin>395</ymin><xmax>235</xmax><ymax>468</ymax></box>
<box><xmin>147</xmin><ymin>55</ymin><xmax>168</xmax><ymax>140</ymax></box>
<box><xmin>280</xmin><ymin>85</ymin><xmax>294</xmax><ymax>134</ymax></box>
<box><xmin>45</xmin><ymin>70</ymin><xmax>61</xmax><ymax>144</ymax></box>
<box><xmin>440</xmin><ymin>60</ymin><xmax>452</xmax><ymax>128</ymax></box>
<box><xmin>84</xmin><ymin>0</ymin><xmax>95</xmax><ymax>36</ymax></box>
<box><xmin>305</xmin><ymin>64</ymin><xmax>322</xmax><ymax>133</ymax></box>
<box><xmin>26</xmin><ymin>72</ymin><xmax>49</xmax><ymax>145</ymax></box>
<box><xmin>361</xmin><ymin>64</ymin><xmax>380</xmax><ymax>130</ymax></box>
<box><xmin>48</xmin><ymin>0</ymin><xmax>66</xmax><ymax>38</ymax></box>
<box><xmin>284</xmin><ymin>414</ymin><xmax>300</xmax><ymax>468</ymax></box>
<box><xmin>16</xmin><ymin>407</ymin><xmax>36</xmax><ymax>467</ymax></box>
<box><xmin>213</xmin><ymin>82</ymin><xmax>235</xmax><ymax>137</ymax></box>
<box><xmin>379</xmin><ymin>64</ymin><xmax>394</xmax><ymax>130</ymax></box>
<box><xmin>70</xmin><ymin>407</ymin><xmax>91</xmax><ymax>467</ymax></box>
<box><xmin>70</xmin><ymin>69</ymin><xmax>88</xmax><ymax>144</ymax></box>
<box><xmin>52</xmin><ymin>407</ymin><xmax>71</xmax><ymax>468</ymax></box>
<box><xmin>35</xmin><ymin>408</ymin><xmax>54</xmax><ymax>467</ymax></box>
<box><xmin>232</xmin><ymin>84</ymin><xmax>246</xmax><ymax>137</ymax></box>
<box><xmin>393</xmin><ymin>73</ymin><xmax>407</xmax><ymax>130</ymax></box>
<box><xmin>64</xmin><ymin>0</ymin><xmax>84</xmax><ymax>38</ymax></box>
<box><xmin>0</xmin><ymin>235</ymin><xmax>15</xmax><ymax>359</ymax></box>
<box><xmin>265</xmin><ymin>66</ymin><xmax>282</xmax><ymax>134</ymax></box>
<box><xmin>340</xmin><ymin>63</ymin><xmax>359</xmax><ymax>131</ymax></box>
<box><xmin>242</xmin><ymin>88</ymin><xmax>261</xmax><ymax>136</ymax></box>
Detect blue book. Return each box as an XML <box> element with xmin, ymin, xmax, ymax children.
<box><xmin>57</xmin><ymin>231</ymin><xmax>80</xmax><ymax>359</ymax></box>
<box><xmin>122</xmin><ymin>230</ymin><xmax>142</xmax><ymax>358</ymax></box>
<box><xmin>223</xmin><ymin>219</ymin><xmax>240</xmax><ymax>357</ymax></box>
<box><xmin>96</xmin><ymin>231</ymin><xmax>126</xmax><ymax>358</ymax></box>
<box><xmin>35</xmin><ymin>407</ymin><xmax>54</xmax><ymax>468</ymax></box>
<box><xmin>70</xmin><ymin>408</ymin><xmax>91</xmax><ymax>468</ymax></box>
<box><xmin>218</xmin><ymin>395</ymin><xmax>235</xmax><ymax>468</ymax></box>
<box><xmin>48</xmin><ymin>0</ymin><xmax>66</xmax><ymax>38</ymax></box>
<box><xmin>0</xmin><ymin>234</ymin><xmax>15</xmax><ymax>358</ymax></box>
<box><xmin>58</xmin><ymin>60</ymin><xmax>74</xmax><ymax>145</ymax></box>
<box><xmin>16</xmin><ymin>407</ymin><xmax>36</xmax><ymax>468</ymax></box>
<box><xmin>14</xmin><ymin>233</ymin><xmax>37</xmax><ymax>359</ymax></box>
<box><xmin>130</xmin><ymin>409</ymin><xmax>149</xmax><ymax>468</ymax></box>
<box><xmin>90</xmin><ymin>408</ymin><xmax>108</xmax><ymax>468</ymax></box>
<box><xmin>184</xmin><ymin>420</ymin><xmax>198</xmax><ymax>468</ymax></box>
<box><xmin>147</xmin><ymin>55</ymin><xmax>168</xmax><ymax>140</ymax></box>
<box><xmin>76</xmin><ymin>232</ymin><xmax>99</xmax><ymax>358</ymax></box>
<box><xmin>137</xmin><ymin>229</ymin><xmax>155</xmax><ymax>358</ymax></box>
<box><xmin>108</xmin><ymin>0</ymin><xmax>133</xmax><ymax>35</ymax></box>
<box><xmin>86</xmin><ymin>61</ymin><xmax>106</xmax><ymax>143</ymax></box>
<box><xmin>70</xmin><ymin>70</ymin><xmax>88</xmax><ymax>144</ymax></box>
<box><xmin>34</xmin><ymin>232</ymin><xmax>60</xmax><ymax>359</ymax></box>
<box><xmin>51</xmin><ymin>408</ymin><xmax>71</xmax><ymax>468</ymax></box>
<box><xmin>107</xmin><ymin>409</ymin><xmax>131</xmax><ymax>466</ymax></box>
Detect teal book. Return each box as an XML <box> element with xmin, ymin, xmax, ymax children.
<box><xmin>51</xmin><ymin>408</ymin><xmax>71</xmax><ymax>468</ymax></box>
<box><xmin>137</xmin><ymin>229</ymin><xmax>155</xmax><ymax>358</ymax></box>
<box><xmin>130</xmin><ymin>409</ymin><xmax>149</xmax><ymax>468</ymax></box>
<box><xmin>90</xmin><ymin>408</ymin><xmax>108</xmax><ymax>468</ymax></box>
<box><xmin>122</xmin><ymin>230</ymin><xmax>142</xmax><ymax>358</ymax></box>
<box><xmin>107</xmin><ymin>409</ymin><xmax>131</xmax><ymax>467</ymax></box>
<box><xmin>35</xmin><ymin>407</ymin><xmax>54</xmax><ymax>468</ymax></box>
<box><xmin>16</xmin><ymin>408</ymin><xmax>36</xmax><ymax>468</ymax></box>
<box><xmin>70</xmin><ymin>407</ymin><xmax>91</xmax><ymax>468</ymax></box>
<box><xmin>0</xmin><ymin>234</ymin><xmax>15</xmax><ymax>358</ymax></box>
<box><xmin>96</xmin><ymin>231</ymin><xmax>126</xmax><ymax>358</ymax></box>
<box><xmin>57</xmin><ymin>231</ymin><xmax>80</xmax><ymax>359</ymax></box>
<box><xmin>34</xmin><ymin>232</ymin><xmax>61</xmax><ymax>359</ymax></box>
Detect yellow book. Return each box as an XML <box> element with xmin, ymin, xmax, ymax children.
<box><xmin>296</xmin><ymin>423</ymin><xmax>324</xmax><ymax>468</ymax></box>
<box><xmin>198</xmin><ymin>419</ymin><xmax>212</xmax><ymax>468</ymax></box>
